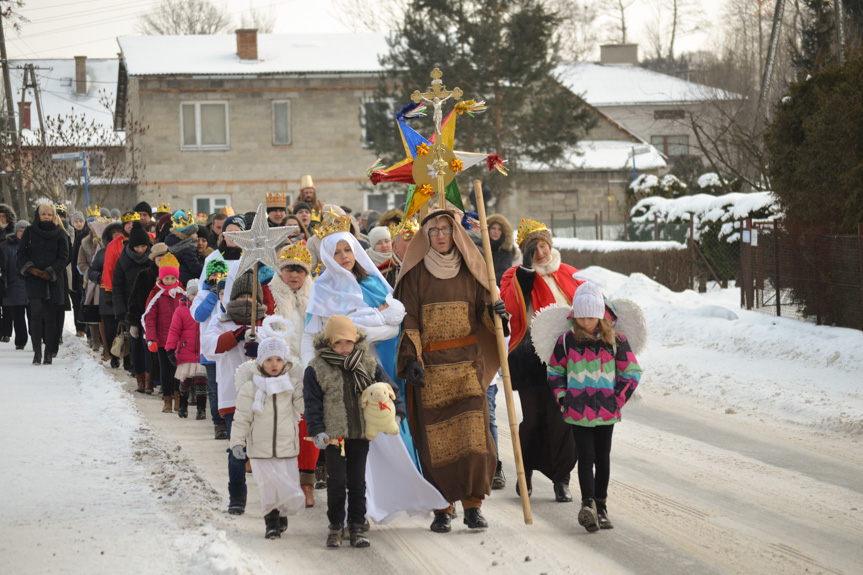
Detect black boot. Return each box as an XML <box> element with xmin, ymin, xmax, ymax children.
<box><xmin>554</xmin><ymin>481</ymin><xmax>573</xmax><ymax>502</ymax></box>
<box><xmin>596</xmin><ymin>498</ymin><xmax>614</xmax><ymax>529</ymax></box>
<box><xmin>177</xmin><ymin>394</ymin><xmax>188</xmax><ymax>418</ymax></box>
<box><xmin>279</xmin><ymin>516</ymin><xmax>288</xmax><ymax>533</ymax></box>
<box><xmin>515</xmin><ymin>469</ymin><xmax>532</xmax><ymax>497</ymax></box>
<box><xmin>43</xmin><ymin>352</ymin><xmax>53</xmax><ymax>365</ymax></box>
<box><xmin>463</xmin><ymin>508</ymin><xmax>489</xmax><ymax>529</ymax></box>
<box><xmin>492</xmin><ymin>460</ymin><xmax>506</xmax><ymax>490</ymax></box>
<box><xmin>314</xmin><ymin>462</ymin><xmax>327</xmax><ymax>490</ymax></box>
<box><xmin>215</xmin><ymin>422</ymin><xmax>228</xmax><ymax>440</ymax></box>
<box><xmin>349</xmin><ymin>523</ymin><xmax>370</xmax><ymax>547</ymax></box>
<box><xmin>264</xmin><ymin>510</ymin><xmax>281</xmax><ymax>539</ymax></box>
<box><xmin>196</xmin><ymin>383</ymin><xmax>208</xmax><ymax>420</ymax></box>
<box><xmin>227</xmin><ymin>495</ymin><xmax>246</xmax><ymax>515</ymax></box>
<box><xmin>32</xmin><ymin>346</ymin><xmax>42</xmax><ymax>365</ymax></box>
<box><xmin>578</xmin><ymin>498</ymin><xmax>600</xmax><ymax>533</ymax></box>
<box><xmin>197</xmin><ymin>401</ymin><xmax>207</xmax><ymax>420</ymax></box>
<box><xmin>430</xmin><ymin>512</ymin><xmax>452</xmax><ymax>533</ymax></box>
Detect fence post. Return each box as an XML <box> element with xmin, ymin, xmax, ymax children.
<box><xmin>594</xmin><ymin>213</ymin><xmax>599</xmax><ymax>240</ymax></box>
<box><xmin>624</xmin><ymin>209</ymin><xmax>629</xmax><ymax>241</ymax></box>
<box><xmin>689</xmin><ymin>217</ymin><xmax>695</xmax><ymax>291</ymax></box>
<box><xmin>550</xmin><ymin>212</ymin><xmax>555</xmax><ymax>236</ymax></box>
<box><xmin>775</xmin><ymin>222</ymin><xmax>781</xmax><ymax>317</ymax></box>
<box><xmin>600</xmin><ymin>211</ymin><xmax>604</xmax><ymax>240</ymax></box>
<box><xmin>654</xmin><ymin>214</ymin><xmax>659</xmax><ymax>241</ymax></box>
<box><xmin>858</xmin><ymin>223</ymin><xmax>863</xmax><ymax>322</ymax></box>
<box><xmin>572</xmin><ymin>213</ymin><xmax>577</xmax><ymax>238</ymax></box>
<box><xmin>740</xmin><ymin>218</ymin><xmax>745</xmax><ymax>308</ymax></box>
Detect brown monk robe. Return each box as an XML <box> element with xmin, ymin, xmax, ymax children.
<box><xmin>395</xmin><ymin>209</ymin><xmax>506</xmax><ymax>533</ymax></box>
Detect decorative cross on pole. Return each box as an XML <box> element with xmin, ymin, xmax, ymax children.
<box><xmin>411</xmin><ymin>68</ymin><xmax>463</xmax><ymax>209</ymax></box>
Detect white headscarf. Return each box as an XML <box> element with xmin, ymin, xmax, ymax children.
<box><xmin>306</xmin><ymin>231</ymin><xmax>393</xmax><ymax>318</ymax></box>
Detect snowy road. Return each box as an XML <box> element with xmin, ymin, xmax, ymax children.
<box><xmin>3</xmin><ymin>271</ymin><xmax>863</xmax><ymax>574</ymax></box>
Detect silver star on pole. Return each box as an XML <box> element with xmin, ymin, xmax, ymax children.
<box><xmin>223</xmin><ymin>203</ymin><xmax>297</xmax><ymax>277</ymax></box>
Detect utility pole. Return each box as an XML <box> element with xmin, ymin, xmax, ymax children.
<box><xmin>19</xmin><ymin>63</ymin><xmax>55</xmax><ymax>199</ymax></box>
<box><xmin>0</xmin><ymin>9</ymin><xmax>26</xmax><ymax>219</ymax></box>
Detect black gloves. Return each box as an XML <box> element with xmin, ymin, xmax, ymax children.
<box><xmin>487</xmin><ymin>299</ymin><xmax>507</xmax><ymax>320</ymax></box>
<box><xmin>166</xmin><ymin>349</ymin><xmax>177</xmax><ymax>367</ymax></box>
<box><xmin>522</xmin><ymin>242</ymin><xmax>538</xmax><ymax>269</ymax></box>
<box><xmin>405</xmin><ymin>358</ymin><xmax>425</xmax><ymax>388</ymax></box>
<box><xmin>244</xmin><ymin>340</ymin><xmax>259</xmax><ymax>358</ymax></box>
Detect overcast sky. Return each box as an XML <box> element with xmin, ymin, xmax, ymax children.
<box><xmin>6</xmin><ymin>0</ymin><xmax>724</xmax><ymax>61</ymax></box>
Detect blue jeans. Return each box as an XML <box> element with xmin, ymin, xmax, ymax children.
<box><xmin>487</xmin><ymin>383</ymin><xmax>499</xmax><ymax>457</ymax></box>
<box><xmin>205</xmin><ymin>363</ymin><xmax>224</xmax><ymax>425</ymax></box>
<box><xmin>223</xmin><ymin>412</ymin><xmax>247</xmax><ymax>501</ymax></box>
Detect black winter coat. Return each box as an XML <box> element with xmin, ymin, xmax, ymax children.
<box><xmin>112</xmin><ymin>244</ymin><xmax>151</xmax><ymax>319</ymax></box>
<box><xmin>127</xmin><ymin>263</ymin><xmax>158</xmax><ymax>329</ymax></box>
<box><xmin>17</xmin><ymin>222</ymin><xmax>69</xmax><ymax>304</ymax></box>
<box><xmin>0</xmin><ymin>203</ymin><xmax>15</xmax><ymax>236</ymax></box>
<box><xmin>70</xmin><ymin>227</ymin><xmax>88</xmax><ymax>293</ymax></box>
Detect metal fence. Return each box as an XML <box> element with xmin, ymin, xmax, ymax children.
<box><xmin>547</xmin><ymin>214</ymin><xmax>690</xmax><ymax>243</ymax></box>
<box><xmin>740</xmin><ymin>220</ymin><xmax>863</xmax><ymax>330</ymax></box>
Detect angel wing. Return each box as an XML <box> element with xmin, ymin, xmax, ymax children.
<box><xmin>530</xmin><ymin>303</ymin><xmax>572</xmax><ymax>365</ymax></box>
<box><xmin>608</xmin><ymin>298</ymin><xmax>648</xmax><ymax>356</ymax></box>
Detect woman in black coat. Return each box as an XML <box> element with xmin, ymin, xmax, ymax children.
<box><xmin>113</xmin><ymin>227</ymin><xmax>153</xmax><ymax>386</ymax></box>
<box><xmin>17</xmin><ymin>203</ymin><xmax>70</xmax><ymax>364</ymax></box>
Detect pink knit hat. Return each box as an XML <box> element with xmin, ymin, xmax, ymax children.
<box><xmin>158</xmin><ymin>252</ymin><xmax>180</xmax><ymax>281</ymax></box>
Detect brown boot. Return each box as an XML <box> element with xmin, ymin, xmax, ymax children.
<box><xmin>173</xmin><ymin>391</ymin><xmax>181</xmax><ymax>412</ymax></box>
<box><xmin>162</xmin><ymin>395</ymin><xmax>172</xmax><ymax>413</ymax></box>
<box><xmin>301</xmin><ymin>483</ymin><xmax>315</xmax><ymax>508</ymax></box>
<box><xmin>135</xmin><ymin>373</ymin><xmax>146</xmax><ymax>393</ymax></box>
<box><xmin>144</xmin><ymin>372</ymin><xmax>154</xmax><ymax>395</ymax></box>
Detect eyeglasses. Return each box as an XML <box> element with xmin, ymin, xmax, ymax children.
<box><xmin>428</xmin><ymin>226</ymin><xmax>453</xmax><ymax>237</ymax></box>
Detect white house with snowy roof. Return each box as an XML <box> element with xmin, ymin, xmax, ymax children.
<box><xmin>2</xmin><ymin>57</ymin><xmax>136</xmax><ymax>210</ymax></box>
<box><xmin>114</xmin><ymin>30</ymin><xmax>391</xmax><ymax>215</ymax></box>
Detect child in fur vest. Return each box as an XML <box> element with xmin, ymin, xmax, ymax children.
<box><xmin>303</xmin><ymin>315</ymin><xmax>405</xmax><ymax>549</ymax></box>
<box><xmin>165</xmin><ymin>278</ymin><xmax>208</xmax><ymax>419</ymax></box>
<box><xmin>230</xmin><ymin>329</ymin><xmax>306</xmax><ymax>540</ymax></box>
<box><xmin>546</xmin><ymin>282</ymin><xmax>642</xmax><ymax>533</ymax></box>
<box><xmin>143</xmin><ymin>252</ymin><xmax>186</xmax><ymax>413</ymax></box>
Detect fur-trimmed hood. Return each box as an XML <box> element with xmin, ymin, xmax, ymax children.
<box><xmin>487</xmin><ymin>214</ymin><xmax>514</xmax><ymax>252</ymax></box>
<box><xmin>0</xmin><ymin>203</ymin><xmax>16</xmax><ymax>227</ymax></box>
<box><xmin>102</xmin><ymin>221</ymin><xmax>124</xmax><ymax>245</ymax></box>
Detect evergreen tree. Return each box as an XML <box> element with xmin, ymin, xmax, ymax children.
<box><xmin>365</xmin><ymin>0</ymin><xmax>595</xmax><ymax>206</ymax></box>
<box><xmin>790</xmin><ymin>0</ymin><xmax>838</xmax><ymax>77</ymax></box>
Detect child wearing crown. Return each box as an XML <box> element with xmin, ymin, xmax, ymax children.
<box><xmin>142</xmin><ymin>252</ymin><xmax>186</xmax><ymax>413</ymax></box>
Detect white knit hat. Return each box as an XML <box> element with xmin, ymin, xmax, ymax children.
<box><xmin>185</xmin><ymin>278</ymin><xmax>199</xmax><ymax>298</ymax></box>
<box><xmin>367</xmin><ymin>226</ymin><xmax>391</xmax><ymax>248</ymax></box>
<box><xmin>255</xmin><ymin>337</ymin><xmax>288</xmax><ymax>367</ymax></box>
<box><xmin>571</xmin><ymin>282</ymin><xmax>605</xmax><ymax>319</ymax></box>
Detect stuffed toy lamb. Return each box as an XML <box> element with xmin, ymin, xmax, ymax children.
<box><xmin>361</xmin><ymin>382</ymin><xmax>399</xmax><ymax>440</ymax></box>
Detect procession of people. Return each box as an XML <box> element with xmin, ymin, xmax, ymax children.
<box><xmin>0</xmin><ymin>175</ymin><xmax>641</xmax><ymax>546</ymax></box>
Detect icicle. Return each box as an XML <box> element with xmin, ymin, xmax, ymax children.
<box><xmin>487</xmin><ymin>154</ymin><xmax>509</xmax><ymax>176</ymax></box>
<box><xmin>365</xmin><ymin>157</ymin><xmax>384</xmax><ymax>177</ymax></box>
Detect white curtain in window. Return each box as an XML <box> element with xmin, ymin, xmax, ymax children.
<box><xmin>200</xmin><ymin>103</ymin><xmax>227</xmax><ymax>146</ymax></box>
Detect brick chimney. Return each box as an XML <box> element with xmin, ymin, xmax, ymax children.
<box><xmin>236</xmin><ymin>29</ymin><xmax>258</xmax><ymax>60</ymax></box>
<box><xmin>600</xmin><ymin>44</ymin><xmax>639</xmax><ymax>65</ymax></box>
<box><xmin>74</xmin><ymin>55</ymin><xmax>87</xmax><ymax>93</ymax></box>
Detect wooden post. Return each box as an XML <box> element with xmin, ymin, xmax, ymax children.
<box><xmin>654</xmin><ymin>214</ymin><xmax>659</xmax><ymax>241</ymax></box>
<box><xmin>571</xmin><ymin>213</ymin><xmax>576</xmax><ymax>238</ymax></box>
<box><xmin>599</xmin><ymin>211</ymin><xmax>604</xmax><ymax>240</ymax></box>
<box><xmin>249</xmin><ymin>261</ymin><xmax>259</xmax><ymax>340</ymax></box>
<box><xmin>774</xmin><ymin>222</ymin><xmax>781</xmax><ymax>317</ymax></box>
<box><xmin>689</xmin><ymin>217</ymin><xmax>695</xmax><ymax>291</ymax></box>
<box><xmin>550</xmin><ymin>212</ymin><xmax>555</xmax><ymax>236</ymax></box>
<box><xmin>594</xmin><ymin>213</ymin><xmax>599</xmax><ymax>240</ymax></box>
<box><xmin>473</xmin><ymin>179</ymin><xmax>532</xmax><ymax>525</ymax></box>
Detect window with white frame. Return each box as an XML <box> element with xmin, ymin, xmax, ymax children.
<box><xmin>194</xmin><ymin>194</ymin><xmax>231</xmax><ymax>216</ymax></box>
<box><xmin>181</xmin><ymin>102</ymin><xmax>229</xmax><ymax>150</ymax></box>
<box><xmin>272</xmin><ymin>100</ymin><xmax>291</xmax><ymax>146</ymax></box>
<box><xmin>650</xmin><ymin>135</ymin><xmax>689</xmax><ymax>157</ymax></box>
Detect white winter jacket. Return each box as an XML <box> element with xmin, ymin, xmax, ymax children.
<box><xmin>229</xmin><ymin>361</ymin><xmax>304</xmax><ymax>459</ymax></box>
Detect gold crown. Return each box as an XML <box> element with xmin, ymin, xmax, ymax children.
<box><xmin>219</xmin><ymin>206</ymin><xmax>235</xmax><ymax>216</ymax></box>
<box><xmin>313</xmin><ymin>208</ymin><xmax>352</xmax><ymax>240</ymax></box>
<box><xmin>121</xmin><ymin>211</ymin><xmax>141</xmax><ymax>223</ymax></box>
<box><xmin>171</xmin><ymin>209</ymin><xmax>195</xmax><ymax>229</ymax></box>
<box><xmin>516</xmin><ymin>218</ymin><xmax>549</xmax><ymax>247</ymax></box>
<box><xmin>159</xmin><ymin>252</ymin><xmax>180</xmax><ymax>270</ymax></box>
<box><xmin>310</xmin><ymin>207</ymin><xmax>321</xmax><ymax>222</ymax></box>
<box><xmin>86</xmin><ymin>205</ymin><xmax>101</xmax><ymax>217</ymax></box>
<box><xmin>156</xmin><ymin>202</ymin><xmax>171</xmax><ymax>213</ymax></box>
<box><xmin>54</xmin><ymin>203</ymin><xmax>67</xmax><ymax>213</ymax></box>
<box><xmin>196</xmin><ymin>213</ymin><xmax>209</xmax><ymax>225</ymax></box>
<box><xmin>266</xmin><ymin>192</ymin><xmax>287</xmax><ymax>209</ymax></box>
<box><xmin>279</xmin><ymin>242</ymin><xmax>312</xmax><ymax>266</ymax></box>
<box><xmin>390</xmin><ymin>219</ymin><xmax>419</xmax><ymax>240</ymax></box>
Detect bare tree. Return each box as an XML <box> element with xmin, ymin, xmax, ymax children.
<box><xmin>332</xmin><ymin>0</ymin><xmax>409</xmax><ymax>32</ymax></box>
<box><xmin>550</xmin><ymin>0</ymin><xmax>602</xmax><ymax>61</ymax></box>
<box><xmin>600</xmin><ymin>0</ymin><xmax>639</xmax><ymax>44</ymax></box>
<box><xmin>238</xmin><ymin>1</ymin><xmax>277</xmax><ymax>33</ymax></box>
<box><xmin>137</xmin><ymin>0</ymin><xmax>231</xmax><ymax>35</ymax></box>
<box><xmin>643</xmin><ymin>0</ymin><xmax>706</xmax><ymax>61</ymax></box>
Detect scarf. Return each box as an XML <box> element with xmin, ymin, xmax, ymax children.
<box><xmin>126</xmin><ymin>244</ymin><xmax>150</xmax><ymax>265</ymax></box>
<box><xmin>423</xmin><ymin>246</ymin><xmax>462</xmax><ymax>279</ymax></box>
<box><xmin>366</xmin><ymin>246</ymin><xmax>391</xmax><ymax>266</ymax></box>
<box><xmin>170</xmin><ymin>235</ymin><xmax>197</xmax><ymax>255</ymax></box>
<box><xmin>224</xmin><ymin>299</ymin><xmax>267</xmax><ymax>325</ymax></box>
<box><xmin>319</xmin><ymin>347</ymin><xmax>374</xmax><ymax>395</ymax></box>
<box><xmin>251</xmin><ymin>372</ymin><xmax>294</xmax><ymax>414</ymax></box>
<box><xmin>218</xmin><ymin>240</ymin><xmax>242</xmax><ymax>260</ymax></box>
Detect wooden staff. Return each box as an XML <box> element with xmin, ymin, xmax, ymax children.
<box><xmin>473</xmin><ymin>179</ymin><xmax>532</xmax><ymax>525</ymax></box>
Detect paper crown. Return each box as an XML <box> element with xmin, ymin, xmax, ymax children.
<box><xmin>310</xmin><ymin>207</ymin><xmax>321</xmax><ymax>222</ymax></box>
<box><xmin>171</xmin><ymin>209</ymin><xmax>195</xmax><ymax>229</ymax></box>
<box><xmin>516</xmin><ymin>218</ymin><xmax>549</xmax><ymax>247</ymax></box>
<box><xmin>300</xmin><ymin>174</ymin><xmax>314</xmax><ymax>189</ymax></box>
<box><xmin>86</xmin><ymin>205</ymin><xmax>101</xmax><ymax>217</ymax></box>
<box><xmin>121</xmin><ymin>211</ymin><xmax>141</xmax><ymax>223</ymax></box>
<box><xmin>218</xmin><ymin>206</ymin><xmax>235</xmax><ymax>216</ymax></box>
<box><xmin>155</xmin><ymin>202</ymin><xmax>171</xmax><ymax>214</ymax></box>
<box><xmin>266</xmin><ymin>193</ymin><xmax>287</xmax><ymax>209</ymax></box>
<box><xmin>54</xmin><ymin>203</ymin><xmax>67</xmax><ymax>214</ymax></box>
<box><xmin>313</xmin><ymin>211</ymin><xmax>352</xmax><ymax>240</ymax></box>
<box><xmin>390</xmin><ymin>219</ymin><xmax>419</xmax><ymax>240</ymax></box>
<box><xmin>279</xmin><ymin>242</ymin><xmax>312</xmax><ymax>266</ymax></box>
<box><xmin>159</xmin><ymin>252</ymin><xmax>179</xmax><ymax>271</ymax></box>
<box><xmin>196</xmin><ymin>213</ymin><xmax>209</xmax><ymax>225</ymax></box>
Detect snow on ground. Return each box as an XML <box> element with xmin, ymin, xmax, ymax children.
<box><xmin>3</xmin><ymin>265</ymin><xmax>862</xmax><ymax>574</ymax></box>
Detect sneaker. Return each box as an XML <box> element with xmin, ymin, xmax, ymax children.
<box><xmin>492</xmin><ymin>460</ymin><xmax>506</xmax><ymax>490</ymax></box>
<box><xmin>349</xmin><ymin>524</ymin><xmax>370</xmax><ymax>548</ymax></box>
<box><xmin>326</xmin><ymin>525</ymin><xmax>342</xmax><ymax>548</ymax></box>
<box><xmin>463</xmin><ymin>508</ymin><xmax>488</xmax><ymax>529</ymax></box>
<box><xmin>578</xmin><ymin>499</ymin><xmax>600</xmax><ymax>533</ymax></box>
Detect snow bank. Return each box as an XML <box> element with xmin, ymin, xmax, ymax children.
<box><xmin>555</xmin><ymin>237</ymin><xmax>686</xmax><ymax>252</ymax></box>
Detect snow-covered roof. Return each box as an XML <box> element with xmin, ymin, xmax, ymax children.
<box><xmin>521</xmin><ymin>140</ymin><xmax>667</xmax><ymax>172</ymax></box>
<box><xmin>556</xmin><ymin>62</ymin><xmax>739</xmax><ymax>107</ymax></box>
<box><xmin>117</xmin><ymin>34</ymin><xmax>390</xmax><ymax>77</ymax></box>
<box><xmin>8</xmin><ymin>58</ymin><xmax>121</xmax><ymax>146</ymax></box>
